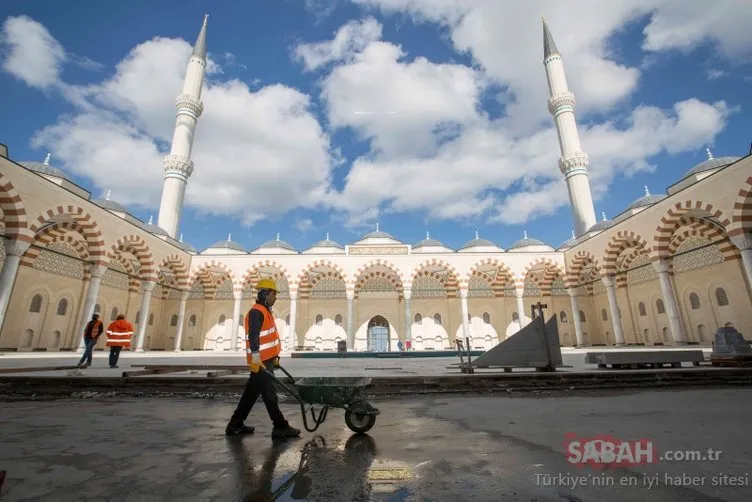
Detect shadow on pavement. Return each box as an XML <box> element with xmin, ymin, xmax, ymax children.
<box><xmin>227</xmin><ymin>433</ymin><xmax>379</xmax><ymax>501</ymax></box>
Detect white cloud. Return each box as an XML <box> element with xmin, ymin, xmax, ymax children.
<box><xmin>1</xmin><ymin>15</ymin><xmax>66</xmax><ymax>89</ymax></box>
<box><xmin>706</xmin><ymin>68</ymin><xmax>727</xmax><ymax>81</ymax></box>
<box><xmin>295</xmin><ymin>218</ymin><xmax>314</xmax><ymax>232</ymax></box>
<box><xmin>293</xmin><ymin>17</ymin><xmax>383</xmax><ymax>71</ymax></box>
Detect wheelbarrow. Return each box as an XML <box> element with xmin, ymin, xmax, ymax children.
<box><xmin>264</xmin><ymin>365</ymin><xmax>380</xmax><ymax>434</ymax></box>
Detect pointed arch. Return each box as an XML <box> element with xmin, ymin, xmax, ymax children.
<box><xmin>108</xmin><ymin>253</ymin><xmax>141</xmax><ymax>293</ymax></box>
<box><xmin>159</xmin><ymin>253</ymin><xmax>190</xmax><ymax>290</ymax></box>
<box><xmin>653</xmin><ymin>200</ymin><xmax>731</xmax><ymax>260</ymax></box>
<box><xmin>28</xmin><ymin>205</ymin><xmax>106</xmax><ymax>264</ymax></box>
<box><xmin>353</xmin><ymin>260</ymin><xmax>405</xmax><ymax>296</ymax></box>
<box><xmin>411</xmin><ymin>259</ymin><xmax>460</xmax><ymax>284</ymax></box>
<box><xmin>108</xmin><ymin>235</ymin><xmax>156</xmax><ymax>282</ymax></box>
<box><xmin>0</xmin><ymin>173</ymin><xmax>29</xmax><ymax>241</ymax></box>
<box><xmin>566</xmin><ymin>250</ymin><xmax>601</xmax><ymax>287</ymax></box>
<box><xmin>465</xmin><ymin>258</ymin><xmax>515</xmax><ymax>288</ymax></box>
<box><xmin>189</xmin><ymin>260</ymin><xmax>235</xmax><ymax>298</ymax></box>
<box><xmin>521</xmin><ymin>257</ymin><xmax>566</xmax><ymax>296</ymax></box>
<box><xmin>602</xmin><ymin>230</ymin><xmax>649</xmax><ymax>276</ymax></box>
<box><xmin>730</xmin><ymin>175</ymin><xmax>752</xmax><ymax>238</ymax></box>
<box><xmin>296</xmin><ymin>260</ymin><xmax>347</xmax><ymax>287</ymax></box>
<box><xmin>666</xmin><ymin>216</ymin><xmax>737</xmax><ymax>261</ymax></box>
<box><xmin>21</xmin><ymin>222</ymin><xmax>90</xmax><ymax>267</ymax></box>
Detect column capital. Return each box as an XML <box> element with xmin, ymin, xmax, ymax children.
<box><xmin>346</xmin><ymin>290</ymin><xmax>355</xmax><ymax>301</ymax></box>
<box><xmin>601</xmin><ymin>275</ymin><xmax>616</xmax><ymax>288</ymax></box>
<box><xmin>403</xmin><ymin>287</ymin><xmax>412</xmax><ymax>300</ymax></box>
<box><xmin>566</xmin><ymin>287</ymin><xmax>578</xmax><ymax>297</ymax></box>
<box><xmin>289</xmin><ymin>290</ymin><xmax>298</xmax><ymax>301</ymax></box>
<box><xmin>459</xmin><ymin>288</ymin><xmax>469</xmax><ymax>300</ymax></box>
<box><xmin>730</xmin><ymin>233</ymin><xmax>752</xmax><ymax>251</ymax></box>
<box><xmin>179</xmin><ymin>291</ymin><xmax>190</xmax><ymax>302</ymax></box>
<box><xmin>89</xmin><ymin>264</ymin><xmax>108</xmax><ymax>279</ymax></box>
<box><xmin>3</xmin><ymin>239</ymin><xmax>30</xmax><ymax>257</ymax></box>
<box><xmin>141</xmin><ymin>281</ymin><xmax>157</xmax><ymax>293</ymax></box>
<box><xmin>652</xmin><ymin>259</ymin><xmax>670</xmax><ymax>275</ymax></box>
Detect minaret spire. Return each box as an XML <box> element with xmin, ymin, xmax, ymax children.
<box><xmin>543</xmin><ymin>18</ymin><xmax>597</xmax><ymax>237</ymax></box>
<box><xmin>157</xmin><ymin>15</ymin><xmax>208</xmax><ymax>238</ymax></box>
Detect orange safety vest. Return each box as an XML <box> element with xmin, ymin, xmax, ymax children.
<box><xmin>105</xmin><ymin>319</ymin><xmax>134</xmax><ymax>348</ymax></box>
<box><xmin>85</xmin><ymin>320</ymin><xmax>103</xmax><ymax>338</ymax></box>
<box><xmin>244</xmin><ymin>304</ymin><xmax>281</xmax><ymax>363</ymax></box>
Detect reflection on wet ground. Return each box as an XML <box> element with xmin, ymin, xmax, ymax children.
<box><xmin>1</xmin><ymin>390</ymin><xmax>752</xmax><ymax>501</ymax></box>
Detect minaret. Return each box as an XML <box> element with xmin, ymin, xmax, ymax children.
<box><xmin>157</xmin><ymin>15</ymin><xmax>208</xmax><ymax>238</ymax></box>
<box><xmin>543</xmin><ymin>18</ymin><xmax>597</xmax><ymax>237</ymax></box>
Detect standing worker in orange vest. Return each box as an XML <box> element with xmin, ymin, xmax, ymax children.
<box><xmin>105</xmin><ymin>314</ymin><xmax>134</xmax><ymax>369</ymax></box>
<box><xmin>77</xmin><ymin>313</ymin><xmax>104</xmax><ymax>368</ymax></box>
<box><xmin>226</xmin><ymin>278</ymin><xmax>301</xmax><ymax>438</ymax></box>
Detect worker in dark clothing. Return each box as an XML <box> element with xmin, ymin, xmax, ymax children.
<box><xmin>77</xmin><ymin>313</ymin><xmax>104</xmax><ymax>368</ymax></box>
<box><xmin>226</xmin><ymin>278</ymin><xmax>301</xmax><ymax>439</ymax></box>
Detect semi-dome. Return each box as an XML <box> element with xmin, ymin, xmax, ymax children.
<box><xmin>508</xmin><ymin>231</ymin><xmax>549</xmax><ymax>250</ymax></box>
<box><xmin>309</xmin><ymin>233</ymin><xmax>344</xmax><ymax>250</ymax></box>
<box><xmin>206</xmin><ymin>233</ymin><xmax>247</xmax><ymax>252</ymax></box>
<box><xmin>628</xmin><ymin>186</ymin><xmax>666</xmax><ymax>210</ymax></box>
<box><xmin>558</xmin><ymin>230</ymin><xmax>577</xmax><ymax>250</ymax></box>
<box><xmin>93</xmin><ymin>190</ymin><xmax>129</xmax><ymax>214</ymax></box>
<box><xmin>258</xmin><ymin>233</ymin><xmax>297</xmax><ymax>252</ymax></box>
<box><xmin>19</xmin><ymin>153</ymin><xmax>70</xmax><ymax>181</ymax></box>
<box><xmin>459</xmin><ymin>231</ymin><xmax>502</xmax><ymax>251</ymax></box>
<box><xmin>140</xmin><ymin>215</ymin><xmax>168</xmax><ymax>236</ymax></box>
<box><xmin>588</xmin><ymin>212</ymin><xmax>615</xmax><ymax>233</ymax></box>
<box><xmin>683</xmin><ymin>149</ymin><xmax>740</xmax><ymax>179</ymax></box>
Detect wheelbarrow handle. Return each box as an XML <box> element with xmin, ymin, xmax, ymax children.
<box><xmin>262</xmin><ymin>364</ymin><xmax>302</xmax><ymax>403</ymax></box>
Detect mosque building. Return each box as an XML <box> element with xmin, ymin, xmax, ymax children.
<box><xmin>0</xmin><ymin>17</ymin><xmax>749</xmax><ymax>354</ymax></box>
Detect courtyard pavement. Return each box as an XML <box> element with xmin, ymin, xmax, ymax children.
<box><xmin>0</xmin><ymin>387</ymin><xmax>749</xmax><ymax>501</ymax></box>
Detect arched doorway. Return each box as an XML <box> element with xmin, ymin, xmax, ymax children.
<box><xmin>367</xmin><ymin>316</ymin><xmax>390</xmax><ymax>352</ymax></box>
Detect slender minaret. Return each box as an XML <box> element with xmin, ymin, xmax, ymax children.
<box><xmin>157</xmin><ymin>15</ymin><xmax>208</xmax><ymax>238</ymax></box>
<box><xmin>543</xmin><ymin>18</ymin><xmax>597</xmax><ymax>237</ymax></box>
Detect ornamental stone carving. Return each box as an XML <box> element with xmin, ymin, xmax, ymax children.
<box><xmin>558</xmin><ymin>151</ymin><xmax>589</xmax><ymax>176</ymax></box>
<box><xmin>175</xmin><ymin>94</ymin><xmax>204</xmax><ymax>118</ymax></box>
<box><xmin>348</xmin><ymin>246</ymin><xmax>409</xmax><ymax>255</ymax></box>
<box><xmin>163</xmin><ymin>154</ymin><xmax>195</xmax><ymax>180</ymax></box>
<box><xmin>547</xmin><ymin>91</ymin><xmax>576</xmax><ymax>115</ymax></box>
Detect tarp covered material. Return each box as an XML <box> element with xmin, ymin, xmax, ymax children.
<box><xmin>470</xmin><ymin>315</ymin><xmax>562</xmax><ymax>369</ymax></box>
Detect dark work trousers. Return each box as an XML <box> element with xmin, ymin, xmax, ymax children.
<box><xmin>229</xmin><ymin>359</ymin><xmax>289</xmax><ymax>429</ymax></box>
<box><xmin>78</xmin><ymin>337</ymin><xmax>97</xmax><ymax>366</ymax></box>
<box><xmin>108</xmin><ymin>346</ymin><xmax>122</xmax><ymax>367</ymax></box>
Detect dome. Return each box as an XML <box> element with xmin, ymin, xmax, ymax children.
<box><xmin>93</xmin><ymin>190</ymin><xmax>129</xmax><ymax>213</ymax></box>
<box><xmin>310</xmin><ymin>233</ymin><xmax>344</xmax><ymax>250</ymax></box>
<box><xmin>508</xmin><ymin>231</ymin><xmax>548</xmax><ymax>250</ymax></box>
<box><xmin>558</xmin><ymin>231</ymin><xmax>577</xmax><ymax>249</ymax></box>
<box><xmin>628</xmin><ymin>186</ymin><xmax>666</xmax><ymax>210</ymax></box>
<box><xmin>413</xmin><ymin>232</ymin><xmax>449</xmax><ymax>249</ymax></box>
<box><xmin>359</xmin><ymin>223</ymin><xmax>397</xmax><ymax>241</ymax></box>
<box><xmin>19</xmin><ymin>153</ymin><xmax>70</xmax><ymax>181</ymax></box>
<box><xmin>140</xmin><ymin>216</ymin><xmax>168</xmax><ymax>236</ymax></box>
<box><xmin>588</xmin><ymin>212</ymin><xmax>615</xmax><ymax>233</ymax></box>
<box><xmin>177</xmin><ymin>235</ymin><xmax>196</xmax><ymax>252</ymax></box>
<box><xmin>259</xmin><ymin>233</ymin><xmax>297</xmax><ymax>252</ymax></box>
<box><xmin>683</xmin><ymin>149</ymin><xmax>740</xmax><ymax>179</ymax></box>
<box><xmin>459</xmin><ymin>231</ymin><xmax>500</xmax><ymax>250</ymax></box>
<box><xmin>207</xmin><ymin>233</ymin><xmax>247</xmax><ymax>252</ymax></box>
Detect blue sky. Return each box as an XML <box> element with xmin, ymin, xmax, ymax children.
<box><xmin>1</xmin><ymin>0</ymin><xmax>751</xmax><ymax>253</ymax></box>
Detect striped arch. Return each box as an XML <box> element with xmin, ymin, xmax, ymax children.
<box><xmin>242</xmin><ymin>260</ymin><xmax>293</xmax><ymax>292</ymax></box>
<box><xmin>521</xmin><ymin>257</ymin><xmax>566</xmax><ymax>296</ymax></box>
<box><xmin>602</xmin><ymin>230</ymin><xmax>650</xmax><ymax>276</ymax></box>
<box><xmin>108</xmin><ymin>235</ymin><xmax>156</xmax><ymax>282</ymax></box>
<box><xmin>668</xmin><ymin>225</ymin><xmax>737</xmax><ymax>262</ymax></box>
<box><xmin>296</xmin><ymin>260</ymin><xmax>346</xmax><ymax>299</ymax></box>
<box><xmin>411</xmin><ymin>259</ymin><xmax>460</xmax><ymax>298</ymax></box>
<box><xmin>297</xmin><ymin>260</ymin><xmax>346</xmax><ymax>286</ymax></box>
<box><xmin>352</xmin><ymin>259</ymin><xmax>405</xmax><ymax>288</ymax></box>
<box><xmin>730</xmin><ymin>175</ymin><xmax>752</xmax><ymax>238</ymax></box>
<box><xmin>190</xmin><ymin>261</ymin><xmax>235</xmax><ymax>298</ymax></box>
<box><xmin>411</xmin><ymin>259</ymin><xmax>460</xmax><ymax>284</ymax></box>
<box><xmin>465</xmin><ymin>257</ymin><xmax>515</xmax><ymax>292</ymax></box>
<box><xmin>108</xmin><ymin>253</ymin><xmax>141</xmax><ymax>293</ymax></box>
<box><xmin>159</xmin><ymin>254</ymin><xmax>189</xmax><ymax>290</ymax></box>
<box><xmin>653</xmin><ymin>200</ymin><xmax>732</xmax><ymax>260</ymax></box>
<box><xmin>566</xmin><ymin>250</ymin><xmax>601</xmax><ymax>287</ymax></box>
<box><xmin>0</xmin><ymin>173</ymin><xmax>29</xmax><ymax>241</ymax></box>
<box><xmin>21</xmin><ymin>221</ymin><xmax>90</xmax><ymax>268</ymax></box>
<box><xmin>28</xmin><ymin>205</ymin><xmax>106</xmax><ymax>264</ymax></box>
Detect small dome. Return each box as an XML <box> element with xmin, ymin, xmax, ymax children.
<box><xmin>413</xmin><ymin>231</ymin><xmax>447</xmax><ymax>249</ymax></box>
<box><xmin>139</xmin><ymin>216</ymin><xmax>168</xmax><ymax>236</ymax></box>
<box><xmin>628</xmin><ymin>186</ymin><xmax>666</xmax><ymax>210</ymax></box>
<box><xmin>177</xmin><ymin>235</ymin><xmax>196</xmax><ymax>252</ymax></box>
<box><xmin>93</xmin><ymin>190</ymin><xmax>129</xmax><ymax>213</ymax></box>
<box><xmin>19</xmin><ymin>153</ymin><xmax>70</xmax><ymax>181</ymax></box>
<box><xmin>310</xmin><ymin>233</ymin><xmax>344</xmax><ymax>249</ymax></box>
<box><xmin>459</xmin><ymin>231</ymin><xmax>500</xmax><ymax>250</ymax></box>
<box><xmin>684</xmin><ymin>149</ymin><xmax>740</xmax><ymax>178</ymax></box>
<box><xmin>509</xmin><ymin>231</ymin><xmax>547</xmax><ymax>250</ymax></box>
<box><xmin>588</xmin><ymin>212</ymin><xmax>615</xmax><ymax>233</ymax></box>
<box><xmin>558</xmin><ymin>231</ymin><xmax>577</xmax><ymax>249</ymax></box>
<box><xmin>360</xmin><ymin>226</ymin><xmax>397</xmax><ymax>240</ymax></box>
<box><xmin>259</xmin><ymin>233</ymin><xmax>297</xmax><ymax>252</ymax></box>
<box><xmin>207</xmin><ymin>233</ymin><xmax>247</xmax><ymax>252</ymax></box>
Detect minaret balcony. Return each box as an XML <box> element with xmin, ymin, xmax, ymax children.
<box><xmin>163</xmin><ymin>154</ymin><xmax>195</xmax><ymax>180</ymax></box>
<box><xmin>547</xmin><ymin>92</ymin><xmax>576</xmax><ymax>115</ymax></box>
<box><xmin>558</xmin><ymin>151</ymin><xmax>589</xmax><ymax>176</ymax></box>
<box><xmin>175</xmin><ymin>94</ymin><xmax>204</xmax><ymax>118</ymax></box>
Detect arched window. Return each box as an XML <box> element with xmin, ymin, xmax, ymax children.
<box><xmin>218</xmin><ymin>314</ymin><xmax>226</xmax><ymax>326</ymax></box>
<box><xmin>135</xmin><ymin>311</ymin><xmax>141</xmax><ymax>324</ymax></box>
<box><xmin>414</xmin><ymin>313</ymin><xmax>422</xmax><ymax>323</ymax></box>
<box><xmin>689</xmin><ymin>293</ymin><xmax>700</xmax><ymax>310</ymax></box>
<box><xmin>656</xmin><ymin>299</ymin><xmax>665</xmax><ymax>314</ymax></box>
<box><xmin>482</xmin><ymin>312</ymin><xmax>491</xmax><ymax>324</ymax></box>
<box><xmin>170</xmin><ymin>314</ymin><xmax>178</xmax><ymax>327</ymax></box>
<box><xmin>601</xmin><ymin>309</ymin><xmax>608</xmax><ymax>322</ymax></box>
<box><xmin>29</xmin><ymin>294</ymin><xmax>43</xmax><ymax>313</ymax></box>
<box><xmin>315</xmin><ymin>314</ymin><xmax>323</xmax><ymax>326</ymax></box>
<box><xmin>433</xmin><ymin>313</ymin><xmax>442</xmax><ymax>325</ymax></box>
<box><xmin>148</xmin><ymin>313</ymin><xmax>154</xmax><ymax>326</ymax></box>
<box><xmin>559</xmin><ymin>311</ymin><xmax>568</xmax><ymax>323</ymax></box>
<box><xmin>715</xmin><ymin>288</ymin><xmax>729</xmax><ymax>307</ymax></box>
<box><xmin>188</xmin><ymin>314</ymin><xmax>196</xmax><ymax>327</ymax></box>
<box><xmin>512</xmin><ymin>312</ymin><xmax>519</xmax><ymax>322</ymax></box>
<box><xmin>110</xmin><ymin>307</ymin><xmax>119</xmax><ymax>320</ymax></box>
<box><xmin>56</xmin><ymin>298</ymin><xmax>68</xmax><ymax>316</ymax></box>
<box><xmin>579</xmin><ymin>310</ymin><xmax>587</xmax><ymax>323</ymax></box>
<box><xmin>638</xmin><ymin>302</ymin><xmax>647</xmax><ymax>316</ymax></box>
<box><xmin>335</xmin><ymin>314</ymin><xmax>343</xmax><ymax>326</ymax></box>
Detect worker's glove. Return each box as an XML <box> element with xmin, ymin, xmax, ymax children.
<box><xmin>250</xmin><ymin>352</ymin><xmax>262</xmax><ymax>373</ymax></box>
<box><xmin>274</xmin><ymin>356</ymin><xmax>281</xmax><ymax>368</ymax></box>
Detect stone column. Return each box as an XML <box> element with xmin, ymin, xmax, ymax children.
<box><xmin>567</xmin><ymin>288</ymin><xmax>585</xmax><ymax>347</ymax></box>
<box><xmin>77</xmin><ymin>264</ymin><xmax>108</xmax><ymax>351</ymax></box>
<box><xmin>515</xmin><ymin>291</ymin><xmax>526</xmax><ymax>331</ymax></box>
<box><xmin>288</xmin><ymin>291</ymin><xmax>298</xmax><ymax>351</ymax></box>
<box><xmin>403</xmin><ymin>287</ymin><xmax>412</xmax><ymax>344</ymax></box>
<box><xmin>0</xmin><ymin>239</ymin><xmax>30</xmax><ymax>332</ymax></box>
<box><xmin>601</xmin><ymin>275</ymin><xmax>625</xmax><ymax>346</ymax></box>
<box><xmin>652</xmin><ymin>259</ymin><xmax>687</xmax><ymax>345</ymax></box>
<box><xmin>173</xmin><ymin>291</ymin><xmax>190</xmax><ymax>352</ymax></box>
<box><xmin>232</xmin><ymin>289</ymin><xmax>242</xmax><ymax>352</ymax></box>
<box><xmin>346</xmin><ymin>290</ymin><xmax>354</xmax><ymax>349</ymax></box>
<box><xmin>134</xmin><ymin>281</ymin><xmax>156</xmax><ymax>352</ymax></box>
<box><xmin>460</xmin><ymin>288</ymin><xmax>471</xmax><ymax>345</ymax></box>
<box><xmin>730</xmin><ymin>235</ymin><xmax>752</xmax><ymax>294</ymax></box>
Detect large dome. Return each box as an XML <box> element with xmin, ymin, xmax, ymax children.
<box><xmin>19</xmin><ymin>153</ymin><xmax>70</xmax><ymax>181</ymax></box>
<box><xmin>683</xmin><ymin>149</ymin><xmax>740</xmax><ymax>179</ymax></box>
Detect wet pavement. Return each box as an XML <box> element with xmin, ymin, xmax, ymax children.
<box><xmin>1</xmin><ymin>388</ymin><xmax>751</xmax><ymax>501</ymax></box>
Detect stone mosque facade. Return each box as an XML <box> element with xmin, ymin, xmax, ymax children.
<box><xmin>0</xmin><ymin>18</ymin><xmax>750</xmax><ymax>354</ymax></box>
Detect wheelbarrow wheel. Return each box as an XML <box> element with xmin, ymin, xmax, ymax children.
<box><xmin>345</xmin><ymin>402</ymin><xmax>376</xmax><ymax>434</ymax></box>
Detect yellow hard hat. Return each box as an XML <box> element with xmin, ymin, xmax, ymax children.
<box><xmin>256</xmin><ymin>278</ymin><xmax>278</xmax><ymax>292</ymax></box>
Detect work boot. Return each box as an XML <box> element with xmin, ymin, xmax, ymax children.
<box><xmin>225</xmin><ymin>422</ymin><xmax>255</xmax><ymax>436</ymax></box>
<box><xmin>272</xmin><ymin>425</ymin><xmax>301</xmax><ymax>438</ymax></box>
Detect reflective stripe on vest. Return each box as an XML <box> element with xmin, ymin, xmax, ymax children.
<box><xmin>245</xmin><ymin>304</ymin><xmax>281</xmax><ymax>363</ymax></box>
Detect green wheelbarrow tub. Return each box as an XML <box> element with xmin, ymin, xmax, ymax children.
<box><xmin>293</xmin><ymin>377</ymin><xmax>372</xmax><ymax>407</ymax></box>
